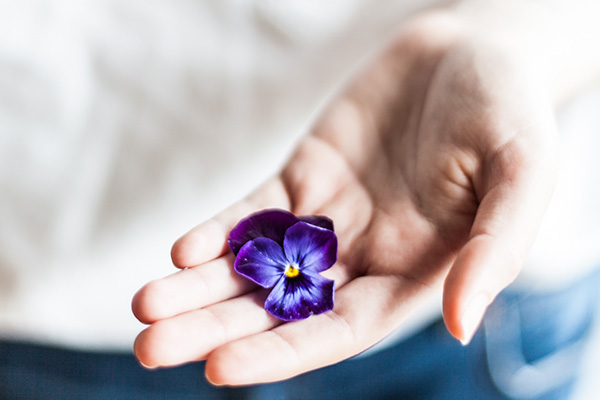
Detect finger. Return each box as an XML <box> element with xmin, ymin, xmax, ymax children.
<box><xmin>134</xmin><ymin>187</ymin><xmax>359</xmax><ymax>325</ymax></box>
<box><xmin>134</xmin><ymin>290</ymin><xmax>278</xmax><ymax>367</ymax></box>
<box><xmin>204</xmin><ymin>274</ymin><xmax>435</xmax><ymax>385</ymax></box>
<box><xmin>282</xmin><ymin>135</ymin><xmax>374</xmax><ymax>259</ymax></box>
<box><xmin>135</xmin><ymin>261</ymin><xmax>355</xmax><ymax>368</ymax></box>
<box><xmin>443</xmin><ymin>132</ymin><xmax>558</xmax><ymax>344</ymax></box>
<box><xmin>132</xmin><ymin>254</ymin><xmax>256</xmax><ymax>324</ymax></box>
<box><xmin>171</xmin><ymin>178</ymin><xmax>291</xmax><ymax>268</ymax></box>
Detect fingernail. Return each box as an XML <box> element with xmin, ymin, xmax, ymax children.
<box><xmin>460</xmin><ymin>292</ymin><xmax>490</xmax><ymax>346</ymax></box>
<box><xmin>139</xmin><ymin>361</ymin><xmax>159</xmax><ymax>370</ymax></box>
<box><xmin>205</xmin><ymin>375</ymin><xmax>223</xmax><ymax>387</ymax></box>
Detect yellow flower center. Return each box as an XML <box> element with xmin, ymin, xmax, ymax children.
<box><xmin>285</xmin><ymin>263</ymin><xmax>300</xmax><ymax>278</ymax></box>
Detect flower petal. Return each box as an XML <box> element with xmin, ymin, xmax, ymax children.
<box><xmin>298</xmin><ymin>215</ymin><xmax>334</xmax><ymax>231</ymax></box>
<box><xmin>234</xmin><ymin>237</ymin><xmax>287</xmax><ymax>288</ymax></box>
<box><xmin>283</xmin><ymin>222</ymin><xmax>337</xmax><ymax>273</ymax></box>
<box><xmin>228</xmin><ymin>209</ymin><xmax>299</xmax><ymax>255</ymax></box>
<box><xmin>264</xmin><ymin>272</ymin><xmax>334</xmax><ymax>321</ymax></box>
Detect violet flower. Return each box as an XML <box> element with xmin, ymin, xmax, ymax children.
<box><xmin>228</xmin><ymin>209</ymin><xmax>337</xmax><ymax>321</ymax></box>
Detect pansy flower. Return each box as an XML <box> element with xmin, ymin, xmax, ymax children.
<box><xmin>228</xmin><ymin>209</ymin><xmax>337</xmax><ymax>321</ymax></box>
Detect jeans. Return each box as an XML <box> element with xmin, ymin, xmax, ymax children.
<box><xmin>1</xmin><ymin>270</ymin><xmax>598</xmax><ymax>400</ymax></box>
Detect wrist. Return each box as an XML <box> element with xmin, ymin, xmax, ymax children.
<box><xmin>385</xmin><ymin>11</ymin><xmax>553</xmax><ymax>106</ymax></box>
<box><xmin>449</xmin><ymin>0</ymin><xmax>600</xmax><ymax>105</ymax></box>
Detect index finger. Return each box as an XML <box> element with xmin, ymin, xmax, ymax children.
<box><xmin>171</xmin><ymin>178</ymin><xmax>291</xmax><ymax>268</ymax></box>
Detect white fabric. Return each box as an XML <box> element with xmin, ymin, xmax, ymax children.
<box><xmin>0</xmin><ymin>0</ymin><xmax>598</xmax><ymax>351</ymax></box>
<box><xmin>523</xmin><ymin>86</ymin><xmax>600</xmax><ymax>290</ymax></box>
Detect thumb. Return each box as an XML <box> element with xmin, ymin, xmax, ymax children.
<box><xmin>443</xmin><ymin>132</ymin><xmax>558</xmax><ymax>345</ymax></box>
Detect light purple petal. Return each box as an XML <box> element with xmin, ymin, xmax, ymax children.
<box><xmin>228</xmin><ymin>209</ymin><xmax>299</xmax><ymax>255</ymax></box>
<box><xmin>234</xmin><ymin>237</ymin><xmax>287</xmax><ymax>288</ymax></box>
<box><xmin>264</xmin><ymin>271</ymin><xmax>335</xmax><ymax>321</ymax></box>
<box><xmin>283</xmin><ymin>222</ymin><xmax>337</xmax><ymax>273</ymax></box>
<box><xmin>298</xmin><ymin>215</ymin><xmax>334</xmax><ymax>231</ymax></box>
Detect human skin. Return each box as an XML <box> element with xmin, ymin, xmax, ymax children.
<box><xmin>132</xmin><ymin>1</ymin><xmax>600</xmax><ymax>386</ymax></box>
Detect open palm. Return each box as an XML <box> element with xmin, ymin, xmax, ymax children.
<box><xmin>132</xmin><ymin>14</ymin><xmax>558</xmax><ymax>385</ymax></box>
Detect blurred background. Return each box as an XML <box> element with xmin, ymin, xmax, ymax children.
<box><xmin>0</xmin><ymin>1</ymin><xmax>599</xmax><ymax>399</ymax></box>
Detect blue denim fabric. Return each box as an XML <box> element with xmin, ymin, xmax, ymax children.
<box><xmin>1</xmin><ymin>270</ymin><xmax>598</xmax><ymax>400</ymax></box>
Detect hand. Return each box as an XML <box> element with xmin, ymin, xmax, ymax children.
<box><xmin>132</xmin><ymin>12</ymin><xmax>558</xmax><ymax>385</ymax></box>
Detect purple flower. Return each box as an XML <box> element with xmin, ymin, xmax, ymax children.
<box><xmin>228</xmin><ymin>209</ymin><xmax>337</xmax><ymax>321</ymax></box>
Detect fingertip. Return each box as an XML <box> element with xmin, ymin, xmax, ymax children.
<box><xmin>204</xmin><ymin>349</ymin><xmax>228</xmax><ymax>386</ymax></box>
<box><xmin>204</xmin><ymin>373</ymin><xmax>224</xmax><ymax>387</ymax></box>
<box><xmin>205</xmin><ymin>337</ymin><xmax>278</xmax><ymax>386</ymax></box>
<box><xmin>133</xmin><ymin>328</ymin><xmax>159</xmax><ymax>369</ymax></box>
<box><xmin>171</xmin><ymin>230</ymin><xmax>202</xmax><ymax>268</ymax></box>
<box><xmin>442</xmin><ymin>288</ymin><xmax>471</xmax><ymax>344</ymax></box>
<box><xmin>135</xmin><ymin>318</ymin><xmax>200</xmax><ymax>369</ymax></box>
<box><xmin>204</xmin><ymin>344</ymin><xmax>244</xmax><ymax>386</ymax></box>
<box><xmin>135</xmin><ymin>326</ymin><xmax>185</xmax><ymax>370</ymax></box>
<box><xmin>443</xmin><ymin>301</ymin><xmax>488</xmax><ymax>346</ymax></box>
<box><xmin>131</xmin><ymin>278</ymin><xmax>171</xmax><ymax>324</ymax></box>
<box><xmin>442</xmin><ymin>235</ymin><xmax>518</xmax><ymax>344</ymax></box>
<box><xmin>442</xmin><ymin>293</ymin><xmax>463</xmax><ymax>343</ymax></box>
<box><xmin>171</xmin><ymin>220</ymin><xmax>230</xmax><ymax>268</ymax></box>
<box><xmin>131</xmin><ymin>285</ymin><xmax>152</xmax><ymax>324</ymax></box>
<box><xmin>444</xmin><ymin>291</ymin><xmax>490</xmax><ymax>345</ymax></box>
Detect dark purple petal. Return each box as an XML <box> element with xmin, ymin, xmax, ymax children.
<box><xmin>298</xmin><ymin>215</ymin><xmax>334</xmax><ymax>231</ymax></box>
<box><xmin>264</xmin><ymin>271</ymin><xmax>334</xmax><ymax>321</ymax></box>
<box><xmin>228</xmin><ymin>209</ymin><xmax>299</xmax><ymax>255</ymax></box>
<box><xmin>283</xmin><ymin>222</ymin><xmax>337</xmax><ymax>273</ymax></box>
<box><xmin>234</xmin><ymin>237</ymin><xmax>287</xmax><ymax>288</ymax></box>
